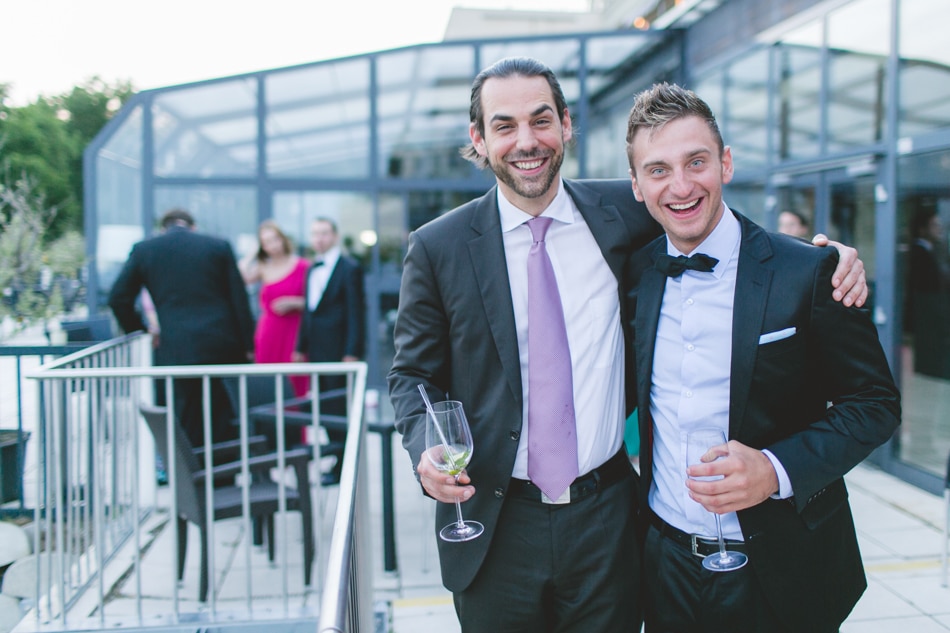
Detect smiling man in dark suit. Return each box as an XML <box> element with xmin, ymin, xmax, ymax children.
<box><xmin>109</xmin><ymin>208</ymin><xmax>255</xmax><ymax>448</ymax></box>
<box><xmin>624</xmin><ymin>83</ymin><xmax>901</xmax><ymax>632</ymax></box>
<box><xmin>388</xmin><ymin>58</ymin><xmax>869</xmax><ymax>633</ymax></box>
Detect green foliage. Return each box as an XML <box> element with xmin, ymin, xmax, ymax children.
<box><xmin>0</xmin><ymin>76</ymin><xmax>130</xmax><ymax>333</ymax></box>
<box><xmin>0</xmin><ymin>76</ymin><xmax>135</xmax><ymax>238</ymax></box>
<box><xmin>0</xmin><ymin>165</ymin><xmax>85</xmax><ymax>332</ymax></box>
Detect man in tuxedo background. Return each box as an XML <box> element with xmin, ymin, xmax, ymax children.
<box><xmin>293</xmin><ymin>217</ymin><xmax>365</xmax><ymax>484</ymax></box>
<box><xmin>388</xmin><ymin>57</ymin><xmax>868</xmax><ymax>633</ymax></box>
<box><xmin>623</xmin><ymin>83</ymin><xmax>901</xmax><ymax>632</ymax></box>
<box><xmin>109</xmin><ymin>208</ymin><xmax>255</xmax><ymax>448</ymax></box>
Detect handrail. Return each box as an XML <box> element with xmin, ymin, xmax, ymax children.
<box><xmin>25</xmin><ymin>341</ymin><xmax>374</xmax><ymax>630</ymax></box>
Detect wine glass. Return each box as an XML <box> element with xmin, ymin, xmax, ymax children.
<box><xmin>685</xmin><ymin>428</ymin><xmax>748</xmax><ymax>572</ymax></box>
<box><xmin>424</xmin><ymin>400</ymin><xmax>484</xmax><ymax>542</ymax></box>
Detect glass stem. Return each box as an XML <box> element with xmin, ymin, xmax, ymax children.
<box><xmin>714</xmin><ymin>513</ymin><xmax>727</xmax><ymax>558</ymax></box>
<box><xmin>454</xmin><ymin>474</ymin><xmax>465</xmax><ymax>527</ymax></box>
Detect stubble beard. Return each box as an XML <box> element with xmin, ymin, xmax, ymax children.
<box><xmin>489</xmin><ymin>151</ymin><xmax>564</xmax><ymax>201</ymax></box>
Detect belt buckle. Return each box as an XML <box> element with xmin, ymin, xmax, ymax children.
<box><xmin>689</xmin><ymin>534</ymin><xmax>719</xmax><ymax>559</ymax></box>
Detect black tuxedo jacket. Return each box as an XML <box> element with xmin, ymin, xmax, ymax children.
<box><xmin>108</xmin><ymin>226</ymin><xmax>254</xmax><ymax>365</ymax></box>
<box><xmin>626</xmin><ymin>212</ymin><xmax>901</xmax><ymax>631</ymax></box>
<box><xmin>388</xmin><ymin>178</ymin><xmax>660</xmax><ymax>592</ymax></box>
<box><xmin>296</xmin><ymin>255</ymin><xmax>365</xmax><ymax>362</ymax></box>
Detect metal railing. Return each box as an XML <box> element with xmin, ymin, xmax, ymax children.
<box><xmin>22</xmin><ymin>333</ymin><xmax>375</xmax><ymax>631</ymax></box>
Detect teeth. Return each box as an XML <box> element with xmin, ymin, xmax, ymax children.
<box><xmin>514</xmin><ymin>159</ymin><xmax>543</xmax><ymax>170</ymax></box>
<box><xmin>670</xmin><ymin>200</ymin><xmax>698</xmax><ymax>211</ymax></box>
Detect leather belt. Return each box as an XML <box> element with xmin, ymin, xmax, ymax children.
<box><xmin>508</xmin><ymin>449</ymin><xmax>631</xmax><ymax>504</ymax></box>
<box><xmin>649</xmin><ymin>512</ymin><xmax>747</xmax><ymax>559</ymax></box>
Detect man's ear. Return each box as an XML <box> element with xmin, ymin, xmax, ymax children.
<box><xmin>629</xmin><ymin>169</ymin><xmax>644</xmax><ymax>202</ymax></box>
<box><xmin>469</xmin><ymin>123</ymin><xmax>487</xmax><ymax>157</ymax></box>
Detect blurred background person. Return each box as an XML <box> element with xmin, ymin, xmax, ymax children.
<box><xmin>778</xmin><ymin>209</ymin><xmax>810</xmax><ymax>238</ymax></box>
<box><xmin>293</xmin><ymin>217</ymin><xmax>365</xmax><ymax>485</ymax></box>
<box><xmin>109</xmin><ymin>208</ymin><xmax>255</xmax><ymax>448</ymax></box>
<box><xmin>240</xmin><ymin>220</ymin><xmax>309</xmax><ymax>396</ymax></box>
<box><xmin>906</xmin><ymin>209</ymin><xmax>950</xmax><ymax>378</ymax></box>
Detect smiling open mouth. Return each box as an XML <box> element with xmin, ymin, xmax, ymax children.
<box><xmin>669</xmin><ymin>199</ymin><xmax>700</xmax><ymax>212</ymax></box>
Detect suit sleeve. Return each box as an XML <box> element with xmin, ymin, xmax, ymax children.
<box><xmin>387</xmin><ymin>230</ymin><xmax>452</xmax><ymax>471</ymax></box>
<box><xmin>108</xmin><ymin>247</ymin><xmax>147</xmax><ymax>334</ymax></box>
<box><xmin>767</xmin><ymin>251</ymin><xmax>901</xmax><ymax>514</ymax></box>
<box><xmin>343</xmin><ymin>260</ymin><xmax>365</xmax><ymax>359</ymax></box>
<box><xmin>224</xmin><ymin>243</ymin><xmax>255</xmax><ymax>355</ymax></box>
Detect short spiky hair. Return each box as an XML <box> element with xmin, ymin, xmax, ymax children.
<box><xmin>625</xmin><ymin>82</ymin><xmax>724</xmax><ymax>172</ymax></box>
<box><xmin>459</xmin><ymin>56</ymin><xmax>570</xmax><ymax>170</ymax></box>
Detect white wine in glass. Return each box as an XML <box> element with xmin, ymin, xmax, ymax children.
<box><xmin>686</xmin><ymin>428</ymin><xmax>748</xmax><ymax>572</ymax></box>
<box><xmin>425</xmin><ymin>400</ymin><xmax>484</xmax><ymax>542</ymax></box>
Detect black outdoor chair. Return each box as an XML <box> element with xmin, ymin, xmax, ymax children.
<box><xmin>239</xmin><ymin>374</ymin><xmax>348</xmax><ymax>485</ymax></box>
<box><xmin>139</xmin><ymin>403</ymin><xmax>315</xmax><ymax>602</ymax></box>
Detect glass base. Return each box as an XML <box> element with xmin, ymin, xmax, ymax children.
<box><xmin>702</xmin><ymin>550</ymin><xmax>748</xmax><ymax>572</ymax></box>
<box><xmin>439</xmin><ymin>520</ymin><xmax>484</xmax><ymax>542</ymax></box>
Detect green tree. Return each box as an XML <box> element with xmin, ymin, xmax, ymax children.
<box><xmin>0</xmin><ymin>77</ymin><xmax>134</xmax><ymax>238</ymax></box>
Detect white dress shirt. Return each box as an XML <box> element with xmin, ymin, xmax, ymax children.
<box><xmin>307</xmin><ymin>246</ymin><xmax>340</xmax><ymax>311</ymax></box>
<box><xmin>499</xmin><ymin>180</ymin><xmax>626</xmax><ymax>480</ymax></box>
<box><xmin>649</xmin><ymin>207</ymin><xmax>791</xmax><ymax>540</ymax></box>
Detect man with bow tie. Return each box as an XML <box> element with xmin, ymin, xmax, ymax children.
<box><xmin>623</xmin><ymin>83</ymin><xmax>901</xmax><ymax>633</ymax></box>
<box><xmin>293</xmin><ymin>217</ymin><xmax>365</xmax><ymax>484</ymax></box>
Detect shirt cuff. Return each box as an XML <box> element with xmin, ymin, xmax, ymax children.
<box><xmin>762</xmin><ymin>449</ymin><xmax>793</xmax><ymax>499</ymax></box>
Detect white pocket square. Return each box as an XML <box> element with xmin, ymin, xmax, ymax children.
<box><xmin>759</xmin><ymin>327</ymin><xmax>796</xmax><ymax>345</ymax></box>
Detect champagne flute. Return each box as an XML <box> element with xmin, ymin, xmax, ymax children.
<box><xmin>686</xmin><ymin>428</ymin><xmax>748</xmax><ymax>572</ymax></box>
<box><xmin>424</xmin><ymin>399</ymin><xmax>484</xmax><ymax>542</ymax></box>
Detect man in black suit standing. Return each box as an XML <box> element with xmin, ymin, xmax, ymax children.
<box><xmin>293</xmin><ymin>217</ymin><xmax>364</xmax><ymax>483</ymax></box>
<box><xmin>624</xmin><ymin>83</ymin><xmax>901</xmax><ymax>632</ymax></box>
<box><xmin>388</xmin><ymin>58</ymin><xmax>868</xmax><ymax>633</ymax></box>
<box><xmin>109</xmin><ymin>208</ymin><xmax>255</xmax><ymax>448</ymax></box>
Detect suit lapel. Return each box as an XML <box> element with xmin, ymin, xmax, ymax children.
<box><xmin>311</xmin><ymin>258</ymin><xmax>341</xmax><ymax>312</ymax></box>
<box><xmin>565</xmin><ymin>180</ymin><xmax>630</xmax><ymax>281</ymax></box>
<box><xmin>633</xmin><ymin>240</ymin><xmax>666</xmax><ymax>487</ymax></box>
<box><xmin>729</xmin><ymin>215</ymin><xmax>773</xmax><ymax>438</ymax></box>
<box><xmin>467</xmin><ymin>188</ymin><xmax>523</xmax><ymax>407</ymax></box>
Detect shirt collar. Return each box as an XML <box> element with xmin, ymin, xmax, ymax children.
<box><xmin>315</xmin><ymin>246</ymin><xmax>341</xmax><ymax>266</ymax></box>
<box><xmin>498</xmin><ymin>179</ymin><xmax>575</xmax><ymax>233</ymax></box>
<box><xmin>666</xmin><ymin>203</ymin><xmax>741</xmax><ymax>279</ymax></box>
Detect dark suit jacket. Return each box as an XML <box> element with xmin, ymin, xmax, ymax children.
<box><xmin>108</xmin><ymin>225</ymin><xmax>255</xmax><ymax>365</ymax></box>
<box><xmin>296</xmin><ymin>254</ymin><xmax>365</xmax><ymax>362</ymax></box>
<box><xmin>388</xmin><ymin>178</ymin><xmax>660</xmax><ymax>592</ymax></box>
<box><xmin>626</xmin><ymin>212</ymin><xmax>901</xmax><ymax>632</ymax></box>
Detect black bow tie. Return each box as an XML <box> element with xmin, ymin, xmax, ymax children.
<box><xmin>655</xmin><ymin>253</ymin><xmax>719</xmax><ymax>277</ymax></box>
<box><xmin>311</xmin><ymin>259</ymin><xmax>325</xmax><ymax>269</ymax></box>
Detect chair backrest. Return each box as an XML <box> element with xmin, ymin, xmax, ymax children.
<box><xmin>139</xmin><ymin>404</ymin><xmax>205</xmax><ymax>524</ymax></box>
<box><xmin>225</xmin><ymin>374</ymin><xmax>296</xmax><ymax>410</ymax></box>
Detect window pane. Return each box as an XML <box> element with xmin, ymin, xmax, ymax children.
<box><xmin>896</xmin><ymin>149</ymin><xmax>950</xmax><ymax>477</ymax></box>
<box><xmin>377</xmin><ymin>47</ymin><xmax>474</xmax><ymax>179</ymax></box>
<box><xmin>773</xmin><ymin>38</ymin><xmax>822</xmax><ymax>161</ymax></box>
<box><xmin>266</xmin><ymin>59</ymin><xmax>371</xmax><ymax>178</ymax></box>
<box><xmin>899</xmin><ymin>0</ymin><xmax>950</xmax><ymax>137</ymax></box>
<box><xmin>153</xmin><ymin>79</ymin><xmax>258</xmax><ymax>177</ymax></box>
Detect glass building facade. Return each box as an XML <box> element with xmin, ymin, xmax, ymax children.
<box><xmin>85</xmin><ymin>0</ymin><xmax>950</xmax><ymax>493</ymax></box>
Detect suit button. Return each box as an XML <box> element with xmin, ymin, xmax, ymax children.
<box><xmin>494</xmin><ymin>488</ymin><xmax>504</xmax><ymax>498</ymax></box>
<box><xmin>509</xmin><ymin>430</ymin><xmax>520</xmax><ymax>441</ymax></box>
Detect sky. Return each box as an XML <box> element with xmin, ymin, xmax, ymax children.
<box><xmin>1</xmin><ymin>0</ymin><xmax>591</xmax><ymax>106</ymax></box>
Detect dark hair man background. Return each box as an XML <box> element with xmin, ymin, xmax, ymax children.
<box><xmin>108</xmin><ymin>208</ymin><xmax>255</xmax><ymax>448</ymax></box>
<box><xmin>388</xmin><ymin>57</ymin><xmax>867</xmax><ymax>633</ymax></box>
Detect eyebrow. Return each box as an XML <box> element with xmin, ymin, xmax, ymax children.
<box><xmin>641</xmin><ymin>147</ymin><xmax>711</xmax><ymax>170</ymax></box>
<box><xmin>488</xmin><ymin>104</ymin><xmax>555</xmax><ymax>125</ymax></box>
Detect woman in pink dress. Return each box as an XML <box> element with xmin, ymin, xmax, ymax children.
<box><xmin>240</xmin><ymin>221</ymin><xmax>309</xmax><ymax>396</ymax></box>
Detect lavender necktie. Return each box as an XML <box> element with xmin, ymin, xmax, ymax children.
<box><xmin>526</xmin><ymin>217</ymin><xmax>578</xmax><ymax>500</ymax></box>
